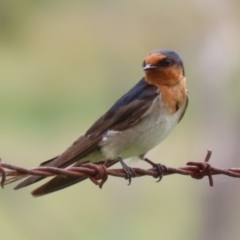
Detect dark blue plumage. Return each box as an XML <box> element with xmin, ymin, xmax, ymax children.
<box><xmin>109</xmin><ymin>78</ymin><xmax>158</xmax><ymax>112</ymax></box>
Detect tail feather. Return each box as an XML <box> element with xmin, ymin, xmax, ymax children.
<box><xmin>14</xmin><ymin>135</ymin><xmax>103</xmax><ymax>192</ymax></box>
<box><xmin>31</xmin><ymin>160</ymin><xmax>118</xmax><ymax>197</ymax></box>
<box><xmin>14</xmin><ymin>175</ymin><xmax>45</xmax><ymax>190</ymax></box>
<box><xmin>31</xmin><ymin>175</ymin><xmax>87</xmax><ymax>197</ymax></box>
<box><xmin>16</xmin><ymin>159</ymin><xmax>118</xmax><ymax>196</ymax></box>
<box><xmin>14</xmin><ymin>156</ymin><xmax>59</xmax><ymax>190</ymax></box>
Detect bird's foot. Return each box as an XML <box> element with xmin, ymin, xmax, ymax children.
<box><xmin>144</xmin><ymin>158</ymin><xmax>166</xmax><ymax>182</ymax></box>
<box><xmin>117</xmin><ymin>156</ymin><xmax>135</xmax><ymax>185</ymax></box>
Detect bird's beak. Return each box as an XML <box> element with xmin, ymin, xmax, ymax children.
<box><xmin>143</xmin><ymin>64</ymin><xmax>157</xmax><ymax>71</ymax></box>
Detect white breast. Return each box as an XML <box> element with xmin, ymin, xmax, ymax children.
<box><xmin>100</xmin><ymin>95</ymin><xmax>185</xmax><ymax>160</ymax></box>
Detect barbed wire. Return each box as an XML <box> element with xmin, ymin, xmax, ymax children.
<box><xmin>1</xmin><ymin>150</ymin><xmax>240</xmax><ymax>189</ymax></box>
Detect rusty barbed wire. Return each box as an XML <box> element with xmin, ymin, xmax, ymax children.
<box><xmin>1</xmin><ymin>150</ymin><xmax>240</xmax><ymax>189</ymax></box>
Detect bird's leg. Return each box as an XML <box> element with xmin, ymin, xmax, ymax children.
<box><xmin>104</xmin><ymin>158</ymin><xmax>112</xmax><ymax>166</ymax></box>
<box><xmin>117</xmin><ymin>156</ymin><xmax>135</xmax><ymax>185</ymax></box>
<box><xmin>143</xmin><ymin>157</ymin><xmax>166</xmax><ymax>182</ymax></box>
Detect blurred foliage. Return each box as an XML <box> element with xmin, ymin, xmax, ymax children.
<box><xmin>1</xmin><ymin>1</ymin><xmax>240</xmax><ymax>240</ymax></box>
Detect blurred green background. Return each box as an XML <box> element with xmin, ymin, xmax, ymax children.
<box><xmin>1</xmin><ymin>1</ymin><xmax>240</xmax><ymax>239</ymax></box>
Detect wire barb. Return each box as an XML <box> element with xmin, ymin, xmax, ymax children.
<box><xmin>186</xmin><ymin>150</ymin><xmax>214</xmax><ymax>186</ymax></box>
<box><xmin>1</xmin><ymin>150</ymin><xmax>240</xmax><ymax>191</ymax></box>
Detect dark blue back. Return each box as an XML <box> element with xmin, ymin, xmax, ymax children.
<box><xmin>109</xmin><ymin>78</ymin><xmax>158</xmax><ymax>112</ymax></box>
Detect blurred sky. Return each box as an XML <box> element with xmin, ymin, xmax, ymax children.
<box><xmin>1</xmin><ymin>1</ymin><xmax>240</xmax><ymax>240</ymax></box>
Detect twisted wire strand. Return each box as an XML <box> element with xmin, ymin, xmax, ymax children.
<box><xmin>1</xmin><ymin>150</ymin><xmax>240</xmax><ymax>189</ymax></box>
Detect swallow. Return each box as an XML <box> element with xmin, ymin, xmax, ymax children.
<box><xmin>14</xmin><ymin>49</ymin><xmax>188</xmax><ymax>196</ymax></box>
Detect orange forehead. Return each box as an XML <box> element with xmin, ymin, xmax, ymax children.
<box><xmin>144</xmin><ymin>53</ymin><xmax>166</xmax><ymax>65</ymax></box>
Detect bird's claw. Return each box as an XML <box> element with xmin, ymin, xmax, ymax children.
<box><xmin>118</xmin><ymin>157</ymin><xmax>135</xmax><ymax>185</ymax></box>
<box><xmin>144</xmin><ymin>158</ymin><xmax>166</xmax><ymax>182</ymax></box>
<box><xmin>124</xmin><ymin>166</ymin><xmax>135</xmax><ymax>185</ymax></box>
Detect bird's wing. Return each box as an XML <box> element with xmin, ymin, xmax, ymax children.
<box><xmin>85</xmin><ymin>78</ymin><xmax>159</xmax><ymax>136</ymax></box>
<box><xmin>44</xmin><ymin>78</ymin><xmax>159</xmax><ymax>169</ymax></box>
<box><xmin>15</xmin><ymin>78</ymin><xmax>159</xmax><ymax>190</ymax></box>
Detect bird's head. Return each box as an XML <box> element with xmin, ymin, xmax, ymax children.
<box><xmin>143</xmin><ymin>50</ymin><xmax>185</xmax><ymax>87</ymax></box>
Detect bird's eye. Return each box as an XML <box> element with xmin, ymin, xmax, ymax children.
<box><xmin>159</xmin><ymin>59</ymin><xmax>172</xmax><ymax>67</ymax></box>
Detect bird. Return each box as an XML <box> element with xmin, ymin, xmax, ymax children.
<box><xmin>14</xmin><ymin>49</ymin><xmax>188</xmax><ymax>196</ymax></box>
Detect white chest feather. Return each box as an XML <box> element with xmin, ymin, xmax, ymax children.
<box><xmin>100</xmin><ymin>96</ymin><xmax>185</xmax><ymax>159</ymax></box>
